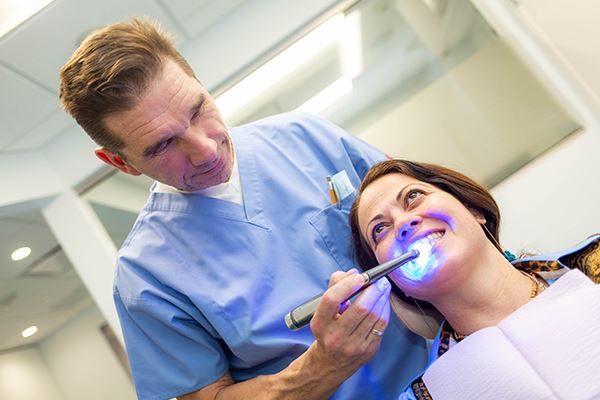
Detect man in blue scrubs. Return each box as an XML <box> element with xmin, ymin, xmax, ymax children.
<box><xmin>59</xmin><ymin>18</ymin><xmax>427</xmax><ymax>400</ymax></box>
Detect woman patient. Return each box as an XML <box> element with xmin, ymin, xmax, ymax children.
<box><xmin>348</xmin><ymin>159</ymin><xmax>600</xmax><ymax>399</ymax></box>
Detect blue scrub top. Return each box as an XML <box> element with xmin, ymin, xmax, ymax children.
<box><xmin>114</xmin><ymin>112</ymin><xmax>428</xmax><ymax>400</ymax></box>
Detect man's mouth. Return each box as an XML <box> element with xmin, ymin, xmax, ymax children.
<box><xmin>202</xmin><ymin>158</ymin><xmax>223</xmax><ymax>175</ymax></box>
<box><xmin>195</xmin><ymin>152</ymin><xmax>225</xmax><ymax>176</ymax></box>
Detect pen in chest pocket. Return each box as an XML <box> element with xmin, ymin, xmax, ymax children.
<box><xmin>326</xmin><ymin>175</ymin><xmax>339</xmax><ymax>205</ymax></box>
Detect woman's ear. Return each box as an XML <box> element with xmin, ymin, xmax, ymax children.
<box><xmin>468</xmin><ymin>207</ymin><xmax>487</xmax><ymax>225</ymax></box>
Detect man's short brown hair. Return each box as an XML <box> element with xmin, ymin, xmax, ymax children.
<box><xmin>59</xmin><ymin>17</ymin><xmax>196</xmax><ymax>151</ymax></box>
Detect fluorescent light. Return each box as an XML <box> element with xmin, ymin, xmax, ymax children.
<box><xmin>0</xmin><ymin>0</ymin><xmax>55</xmax><ymax>38</ymax></box>
<box><xmin>11</xmin><ymin>246</ymin><xmax>31</xmax><ymax>261</ymax></box>
<box><xmin>296</xmin><ymin>76</ymin><xmax>353</xmax><ymax>115</ymax></box>
<box><xmin>22</xmin><ymin>325</ymin><xmax>38</xmax><ymax>338</ymax></box>
<box><xmin>215</xmin><ymin>11</ymin><xmax>363</xmax><ymax>119</ymax></box>
<box><xmin>341</xmin><ymin>11</ymin><xmax>363</xmax><ymax>78</ymax></box>
<box><xmin>216</xmin><ymin>14</ymin><xmax>344</xmax><ymax>118</ymax></box>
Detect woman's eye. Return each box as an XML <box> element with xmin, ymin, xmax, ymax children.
<box><xmin>405</xmin><ymin>189</ymin><xmax>424</xmax><ymax>206</ymax></box>
<box><xmin>371</xmin><ymin>223</ymin><xmax>387</xmax><ymax>243</ymax></box>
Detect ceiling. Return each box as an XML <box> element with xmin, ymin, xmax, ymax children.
<box><xmin>0</xmin><ymin>0</ymin><xmax>239</xmax><ymax>153</ymax></box>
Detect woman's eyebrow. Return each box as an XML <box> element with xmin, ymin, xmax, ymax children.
<box><xmin>395</xmin><ymin>184</ymin><xmax>412</xmax><ymax>203</ymax></box>
<box><xmin>366</xmin><ymin>183</ymin><xmax>413</xmax><ymax>228</ymax></box>
<box><xmin>395</xmin><ymin>182</ymin><xmax>433</xmax><ymax>203</ymax></box>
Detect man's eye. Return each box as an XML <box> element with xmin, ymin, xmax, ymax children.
<box><xmin>154</xmin><ymin>138</ymin><xmax>173</xmax><ymax>155</ymax></box>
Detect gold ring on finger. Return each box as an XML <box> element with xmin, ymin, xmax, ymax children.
<box><xmin>370</xmin><ymin>328</ymin><xmax>384</xmax><ymax>337</ymax></box>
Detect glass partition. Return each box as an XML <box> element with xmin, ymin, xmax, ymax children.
<box><xmin>217</xmin><ymin>0</ymin><xmax>578</xmax><ymax>187</ymax></box>
<box><xmin>85</xmin><ymin>0</ymin><xmax>578</xmax><ymax>244</ymax></box>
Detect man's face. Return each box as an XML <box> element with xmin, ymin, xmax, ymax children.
<box><xmin>102</xmin><ymin>59</ymin><xmax>234</xmax><ymax>191</ymax></box>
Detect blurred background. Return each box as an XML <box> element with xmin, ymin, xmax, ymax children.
<box><xmin>0</xmin><ymin>0</ymin><xmax>599</xmax><ymax>398</ymax></box>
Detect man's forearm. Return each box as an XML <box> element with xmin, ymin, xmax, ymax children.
<box><xmin>180</xmin><ymin>273</ymin><xmax>390</xmax><ymax>400</ymax></box>
<box><xmin>230</xmin><ymin>346</ymin><xmax>351</xmax><ymax>400</ymax></box>
<box><xmin>180</xmin><ymin>344</ymin><xmax>356</xmax><ymax>400</ymax></box>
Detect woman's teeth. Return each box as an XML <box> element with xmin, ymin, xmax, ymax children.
<box><xmin>412</xmin><ymin>231</ymin><xmax>444</xmax><ymax>248</ymax></box>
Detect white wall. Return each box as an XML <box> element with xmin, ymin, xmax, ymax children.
<box><xmin>0</xmin><ymin>347</ymin><xmax>64</xmax><ymax>400</ymax></box>
<box><xmin>39</xmin><ymin>304</ymin><xmax>136</xmax><ymax>400</ymax></box>
<box><xmin>516</xmin><ymin>0</ymin><xmax>600</xmax><ymax>112</ymax></box>
<box><xmin>0</xmin><ymin>150</ymin><xmax>64</xmax><ymax>210</ymax></box>
<box><xmin>492</xmin><ymin>129</ymin><xmax>600</xmax><ymax>254</ymax></box>
<box><xmin>472</xmin><ymin>0</ymin><xmax>600</xmax><ymax>253</ymax></box>
<box><xmin>358</xmin><ymin>37</ymin><xmax>576</xmax><ymax>186</ymax></box>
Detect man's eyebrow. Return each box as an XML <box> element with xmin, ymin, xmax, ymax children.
<box><xmin>190</xmin><ymin>94</ymin><xmax>206</xmax><ymax>116</ymax></box>
<box><xmin>142</xmin><ymin>140</ymin><xmax>165</xmax><ymax>158</ymax></box>
<box><xmin>141</xmin><ymin>95</ymin><xmax>207</xmax><ymax>158</ymax></box>
<box><xmin>142</xmin><ymin>130</ymin><xmax>176</xmax><ymax>158</ymax></box>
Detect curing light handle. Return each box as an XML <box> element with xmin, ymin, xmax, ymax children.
<box><xmin>284</xmin><ymin>249</ymin><xmax>419</xmax><ymax>331</ymax></box>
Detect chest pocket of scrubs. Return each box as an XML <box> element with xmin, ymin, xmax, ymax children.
<box><xmin>309</xmin><ymin>192</ymin><xmax>357</xmax><ymax>271</ymax></box>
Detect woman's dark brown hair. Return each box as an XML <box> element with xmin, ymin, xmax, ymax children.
<box><xmin>350</xmin><ymin>159</ymin><xmax>502</xmax><ymax>271</ymax></box>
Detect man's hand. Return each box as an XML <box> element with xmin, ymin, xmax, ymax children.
<box><xmin>308</xmin><ymin>269</ymin><xmax>392</xmax><ymax>376</ymax></box>
<box><xmin>179</xmin><ymin>270</ymin><xmax>392</xmax><ymax>400</ymax></box>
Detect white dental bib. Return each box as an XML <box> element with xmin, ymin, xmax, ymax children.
<box><xmin>422</xmin><ymin>269</ymin><xmax>600</xmax><ymax>399</ymax></box>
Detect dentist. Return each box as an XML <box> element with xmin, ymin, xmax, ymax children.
<box><xmin>59</xmin><ymin>18</ymin><xmax>427</xmax><ymax>400</ymax></box>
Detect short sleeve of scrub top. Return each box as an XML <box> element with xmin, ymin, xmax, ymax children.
<box><xmin>114</xmin><ymin>245</ymin><xmax>230</xmax><ymax>399</ymax></box>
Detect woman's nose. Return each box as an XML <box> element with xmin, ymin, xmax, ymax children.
<box><xmin>397</xmin><ymin>216</ymin><xmax>422</xmax><ymax>241</ymax></box>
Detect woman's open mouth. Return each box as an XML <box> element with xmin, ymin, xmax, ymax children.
<box><xmin>407</xmin><ymin>231</ymin><xmax>445</xmax><ymax>253</ymax></box>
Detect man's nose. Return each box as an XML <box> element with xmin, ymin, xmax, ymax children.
<box><xmin>397</xmin><ymin>216</ymin><xmax>422</xmax><ymax>241</ymax></box>
<box><xmin>185</xmin><ymin>132</ymin><xmax>217</xmax><ymax>167</ymax></box>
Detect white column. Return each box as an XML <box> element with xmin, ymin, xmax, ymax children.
<box><xmin>42</xmin><ymin>189</ymin><xmax>123</xmax><ymax>344</ymax></box>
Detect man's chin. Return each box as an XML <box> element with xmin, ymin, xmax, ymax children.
<box><xmin>184</xmin><ymin>174</ymin><xmax>229</xmax><ymax>191</ymax></box>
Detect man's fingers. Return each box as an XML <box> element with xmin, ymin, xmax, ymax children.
<box><xmin>314</xmin><ymin>273</ymin><xmax>365</xmax><ymax>323</ymax></box>
<box><xmin>343</xmin><ymin>278</ymin><xmax>391</xmax><ymax>338</ymax></box>
<box><xmin>309</xmin><ymin>276</ymin><xmax>391</xmax><ymax>372</ymax></box>
<box><xmin>338</xmin><ymin>299</ymin><xmax>352</xmax><ymax>314</ymax></box>
<box><xmin>328</xmin><ymin>268</ymin><xmax>358</xmax><ymax>288</ymax></box>
<box><xmin>361</xmin><ymin>284</ymin><xmax>391</xmax><ymax>342</ymax></box>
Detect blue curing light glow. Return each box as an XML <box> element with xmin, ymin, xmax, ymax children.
<box><xmin>392</xmin><ymin>239</ymin><xmax>438</xmax><ymax>281</ymax></box>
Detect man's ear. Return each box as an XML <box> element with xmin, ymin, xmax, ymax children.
<box><xmin>468</xmin><ymin>207</ymin><xmax>487</xmax><ymax>225</ymax></box>
<box><xmin>94</xmin><ymin>147</ymin><xmax>141</xmax><ymax>176</ymax></box>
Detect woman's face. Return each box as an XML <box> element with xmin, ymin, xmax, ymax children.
<box><xmin>357</xmin><ymin>173</ymin><xmax>487</xmax><ymax>297</ymax></box>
